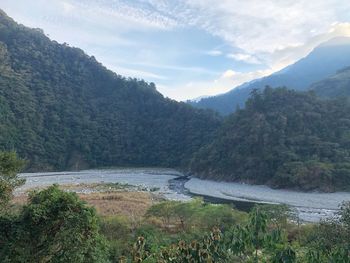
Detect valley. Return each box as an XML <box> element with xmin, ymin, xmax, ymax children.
<box><xmin>1</xmin><ymin>4</ymin><xmax>350</xmax><ymax>262</ymax></box>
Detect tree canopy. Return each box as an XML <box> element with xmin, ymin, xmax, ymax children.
<box><xmin>0</xmin><ymin>185</ymin><xmax>109</xmax><ymax>263</ymax></box>
<box><xmin>0</xmin><ymin>151</ymin><xmax>25</xmax><ymax>208</ymax></box>
<box><xmin>191</xmin><ymin>87</ymin><xmax>350</xmax><ymax>191</ymax></box>
<box><xmin>0</xmin><ymin>9</ymin><xmax>221</xmax><ymax>171</ymax></box>
<box><xmin>311</xmin><ymin>66</ymin><xmax>350</xmax><ymax>98</ymax></box>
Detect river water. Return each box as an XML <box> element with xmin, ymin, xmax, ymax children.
<box><xmin>17</xmin><ymin>168</ymin><xmax>350</xmax><ymax>222</ymax></box>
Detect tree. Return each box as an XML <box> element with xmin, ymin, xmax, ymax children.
<box><xmin>226</xmin><ymin>205</ymin><xmax>294</xmax><ymax>262</ymax></box>
<box><xmin>339</xmin><ymin>201</ymin><xmax>350</xmax><ymax>228</ymax></box>
<box><xmin>302</xmin><ymin>201</ymin><xmax>350</xmax><ymax>262</ymax></box>
<box><xmin>0</xmin><ymin>185</ymin><xmax>109</xmax><ymax>263</ymax></box>
<box><xmin>0</xmin><ymin>151</ymin><xmax>25</xmax><ymax>209</ymax></box>
<box><xmin>146</xmin><ymin>200</ymin><xmax>178</xmax><ymax>228</ymax></box>
<box><xmin>191</xmin><ymin>87</ymin><xmax>350</xmax><ymax>191</ymax></box>
<box><xmin>248</xmin><ymin>206</ymin><xmax>268</xmax><ymax>262</ymax></box>
<box><xmin>0</xmin><ymin>10</ymin><xmax>222</xmax><ymax>171</ymax></box>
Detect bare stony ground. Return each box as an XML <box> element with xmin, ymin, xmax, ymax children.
<box><xmin>16</xmin><ymin>168</ymin><xmax>190</xmax><ymax>200</ymax></box>
<box><xmin>13</xmin><ymin>168</ymin><xmax>190</xmax><ymax>220</ymax></box>
<box><xmin>185</xmin><ymin>178</ymin><xmax>350</xmax><ymax>222</ymax></box>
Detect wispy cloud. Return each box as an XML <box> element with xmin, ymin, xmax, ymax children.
<box><xmin>2</xmin><ymin>0</ymin><xmax>350</xmax><ymax>100</ymax></box>
<box><xmin>109</xmin><ymin>65</ymin><xmax>168</xmax><ymax>80</ymax></box>
<box><xmin>159</xmin><ymin>69</ymin><xmax>273</xmax><ymax>101</ymax></box>
<box><xmin>227</xmin><ymin>53</ymin><xmax>261</xmax><ymax>65</ymax></box>
<box><xmin>115</xmin><ymin>61</ymin><xmax>221</xmax><ymax>75</ymax></box>
<box><xmin>206</xmin><ymin>50</ymin><xmax>223</xmax><ymax>56</ymax></box>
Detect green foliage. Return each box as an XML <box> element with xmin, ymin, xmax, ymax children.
<box><xmin>2</xmin><ymin>189</ymin><xmax>350</xmax><ymax>262</ymax></box>
<box><xmin>123</xmin><ymin>205</ymin><xmax>297</xmax><ymax>263</ymax></box>
<box><xmin>0</xmin><ymin>10</ymin><xmax>221</xmax><ymax>171</ymax></box>
<box><xmin>248</xmin><ymin>206</ymin><xmax>268</xmax><ymax>260</ymax></box>
<box><xmin>0</xmin><ymin>151</ymin><xmax>25</xmax><ymax>208</ymax></box>
<box><xmin>271</xmin><ymin>246</ymin><xmax>296</xmax><ymax>263</ymax></box>
<box><xmin>259</xmin><ymin>205</ymin><xmax>294</xmax><ymax>229</ymax></box>
<box><xmin>156</xmin><ymin>227</ymin><xmax>227</xmax><ymax>263</ymax></box>
<box><xmin>300</xmin><ymin>201</ymin><xmax>350</xmax><ymax>262</ymax></box>
<box><xmin>191</xmin><ymin>87</ymin><xmax>350</xmax><ymax>191</ymax></box>
<box><xmin>224</xmin><ymin>206</ymin><xmax>293</xmax><ymax>262</ymax></box>
<box><xmin>97</xmin><ymin>200</ymin><xmax>247</xmax><ymax>262</ymax></box>
<box><xmin>146</xmin><ymin>199</ymin><xmax>246</xmax><ymax>232</ymax></box>
<box><xmin>100</xmin><ymin>215</ymin><xmax>131</xmax><ymax>260</ymax></box>
<box><xmin>311</xmin><ymin>66</ymin><xmax>350</xmax><ymax>99</ymax></box>
<box><xmin>0</xmin><ymin>185</ymin><xmax>109</xmax><ymax>262</ymax></box>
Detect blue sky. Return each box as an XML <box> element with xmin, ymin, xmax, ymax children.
<box><xmin>2</xmin><ymin>0</ymin><xmax>350</xmax><ymax>100</ymax></box>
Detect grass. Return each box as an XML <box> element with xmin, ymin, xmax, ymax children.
<box><xmin>80</xmin><ymin>191</ymin><xmax>154</xmax><ymax>218</ymax></box>
<box><xmin>12</xmin><ymin>183</ymin><xmax>163</xmax><ymax>220</ymax></box>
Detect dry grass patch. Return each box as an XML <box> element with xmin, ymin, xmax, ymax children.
<box><xmin>79</xmin><ymin>191</ymin><xmax>154</xmax><ymax>218</ymax></box>
<box><xmin>12</xmin><ymin>195</ymin><xmax>28</xmax><ymax>206</ymax></box>
<box><xmin>13</xmin><ymin>191</ymin><xmax>154</xmax><ymax>219</ymax></box>
<box><xmin>12</xmin><ymin>183</ymin><xmax>160</xmax><ymax>221</ymax></box>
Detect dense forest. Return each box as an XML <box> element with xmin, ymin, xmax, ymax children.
<box><xmin>1</xmin><ymin>4</ymin><xmax>350</xmax><ymax>262</ymax></box>
<box><xmin>190</xmin><ymin>87</ymin><xmax>350</xmax><ymax>191</ymax></box>
<box><xmin>312</xmin><ymin>66</ymin><xmax>350</xmax><ymax>98</ymax></box>
<box><xmin>0</xmin><ymin>10</ymin><xmax>221</xmax><ymax>171</ymax></box>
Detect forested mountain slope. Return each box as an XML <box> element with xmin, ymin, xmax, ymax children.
<box><xmin>311</xmin><ymin>66</ymin><xmax>350</xmax><ymax>98</ymax></box>
<box><xmin>190</xmin><ymin>87</ymin><xmax>350</xmax><ymax>191</ymax></box>
<box><xmin>0</xmin><ymin>10</ymin><xmax>221</xmax><ymax>171</ymax></box>
<box><xmin>190</xmin><ymin>37</ymin><xmax>350</xmax><ymax>115</ymax></box>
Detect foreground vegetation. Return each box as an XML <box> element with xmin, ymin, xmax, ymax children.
<box><xmin>1</xmin><ymin>152</ymin><xmax>349</xmax><ymax>262</ymax></box>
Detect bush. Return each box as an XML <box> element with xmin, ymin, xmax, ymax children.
<box><xmin>0</xmin><ymin>185</ymin><xmax>109</xmax><ymax>263</ymax></box>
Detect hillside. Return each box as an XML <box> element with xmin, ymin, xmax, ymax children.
<box><xmin>311</xmin><ymin>66</ymin><xmax>350</xmax><ymax>98</ymax></box>
<box><xmin>190</xmin><ymin>87</ymin><xmax>350</xmax><ymax>191</ymax></box>
<box><xmin>0</xmin><ymin>10</ymin><xmax>221</xmax><ymax>171</ymax></box>
<box><xmin>190</xmin><ymin>37</ymin><xmax>350</xmax><ymax>115</ymax></box>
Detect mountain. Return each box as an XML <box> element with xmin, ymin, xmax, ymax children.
<box><xmin>311</xmin><ymin>66</ymin><xmax>350</xmax><ymax>98</ymax></box>
<box><xmin>190</xmin><ymin>37</ymin><xmax>350</xmax><ymax>115</ymax></box>
<box><xmin>0</xmin><ymin>10</ymin><xmax>221</xmax><ymax>171</ymax></box>
<box><xmin>190</xmin><ymin>87</ymin><xmax>350</xmax><ymax>192</ymax></box>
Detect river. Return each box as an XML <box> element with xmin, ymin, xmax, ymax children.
<box><xmin>17</xmin><ymin>168</ymin><xmax>350</xmax><ymax>222</ymax></box>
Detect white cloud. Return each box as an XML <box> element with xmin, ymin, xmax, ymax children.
<box><xmin>227</xmin><ymin>53</ymin><xmax>261</xmax><ymax>65</ymax></box>
<box><xmin>108</xmin><ymin>65</ymin><xmax>167</xmax><ymax>80</ymax></box>
<box><xmin>117</xmin><ymin>0</ymin><xmax>350</xmax><ymax>99</ymax></box>
<box><xmin>62</xmin><ymin>2</ymin><xmax>75</xmax><ymax>13</ymax></box>
<box><xmin>206</xmin><ymin>50</ymin><xmax>223</xmax><ymax>56</ymax></box>
<box><xmin>141</xmin><ymin>0</ymin><xmax>350</xmax><ymax>65</ymax></box>
<box><xmin>180</xmin><ymin>0</ymin><xmax>350</xmax><ymax>52</ymax></box>
<box><xmin>159</xmin><ymin>68</ymin><xmax>273</xmax><ymax>101</ymax></box>
<box><xmin>3</xmin><ymin>0</ymin><xmax>350</xmax><ymax>60</ymax></box>
<box><xmin>220</xmin><ymin>69</ymin><xmax>272</xmax><ymax>86</ymax></box>
<box><xmin>265</xmin><ymin>22</ymin><xmax>350</xmax><ymax>71</ymax></box>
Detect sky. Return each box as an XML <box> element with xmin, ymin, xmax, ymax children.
<box><xmin>2</xmin><ymin>0</ymin><xmax>350</xmax><ymax>101</ymax></box>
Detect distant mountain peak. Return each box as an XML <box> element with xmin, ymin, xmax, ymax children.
<box><xmin>190</xmin><ymin>36</ymin><xmax>350</xmax><ymax>115</ymax></box>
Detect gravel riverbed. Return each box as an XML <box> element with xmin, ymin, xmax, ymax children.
<box><xmin>16</xmin><ymin>169</ymin><xmax>350</xmax><ymax>222</ymax></box>
<box><xmin>185</xmin><ymin>178</ymin><xmax>350</xmax><ymax>222</ymax></box>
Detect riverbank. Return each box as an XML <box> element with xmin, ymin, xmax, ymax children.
<box><xmin>185</xmin><ymin>177</ymin><xmax>350</xmax><ymax>222</ymax></box>
<box><xmin>16</xmin><ymin>168</ymin><xmax>350</xmax><ymax>222</ymax></box>
<box><xmin>17</xmin><ymin>168</ymin><xmax>190</xmax><ymax>201</ymax></box>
